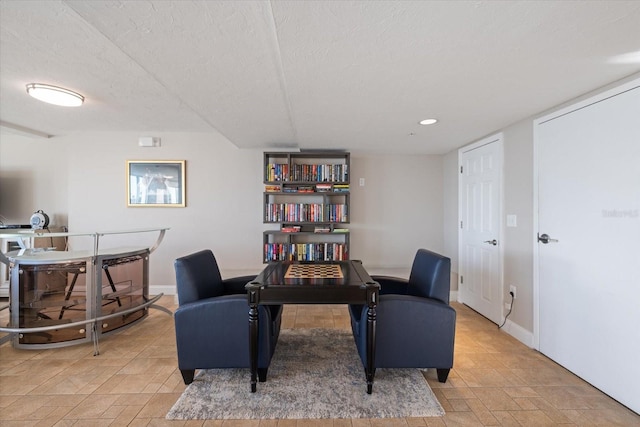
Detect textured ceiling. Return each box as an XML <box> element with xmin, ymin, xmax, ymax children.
<box><xmin>1</xmin><ymin>0</ymin><xmax>639</xmax><ymax>154</ymax></box>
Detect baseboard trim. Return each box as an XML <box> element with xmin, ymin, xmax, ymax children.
<box><xmin>501</xmin><ymin>319</ymin><xmax>534</xmax><ymax>348</ymax></box>
<box><xmin>151</xmin><ymin>285</ymin><xmax>176</xmax><ymax>296</ymax></box>
<box><xmin>449</xmin><ymin>290</ymin><xmax>458</xmax><ymax>302</ymax></box>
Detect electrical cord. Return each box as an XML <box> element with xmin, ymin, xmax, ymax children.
<box><xmin>498</xmin><ymin>291</ymin><xmax>515</xmax><ymax>329</ymax></box>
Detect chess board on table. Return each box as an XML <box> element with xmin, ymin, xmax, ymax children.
<box><xmin>284</xmin><ymin>263</ymin><xmax>344</xmax><ymax>279</ymax></box>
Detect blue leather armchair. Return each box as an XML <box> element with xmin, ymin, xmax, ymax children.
<box><xmin>174</xmin><ymin>250</ymin><xmax>282</xmax><ymax>384</ymax></box>
<box><xmin>349</xmin><ymin>248</ymin><xmax>456</xmax><ymax>382</ymax></box>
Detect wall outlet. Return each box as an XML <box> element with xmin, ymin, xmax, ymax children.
<box><xmin>509</xmin><ymin>285</ymin><xmax>517</xmax><ymax>299</ymax></box>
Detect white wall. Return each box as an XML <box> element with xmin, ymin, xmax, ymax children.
<box><xmin>502</xmin><ymin>119</ymin><xmax>535</xmax><ymax>332</ymax></box>
<box><xmin>0</xmin><ymin>135</ymin><xmax>68</xmax><ymax>226</ymax></box>
<box><xmin>442</xmin><ymin>150</ymin><xmax>459</xmax><ymax>291</ymax></box>
<box><xmin>349</xmin><ymin>153</ymin><xmax>444</xmax><ymax>268</ymax></box>
<box><xmin>61</xmin><ymin>132</ymin><xmax>267</xmax><ymax>291</ymax></box>
<box><xmin>1</xmin><ymin>133</ymin><xmax>446</xmax><ymax>293</ymax></box>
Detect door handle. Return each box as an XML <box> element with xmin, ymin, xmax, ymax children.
<box><xmin>538</xmin><ymin>233</ymin><xmax>559</xmax><ymax>244</ymax></box>
<box><xmin>483</xmin><ymin>239</ymin><xmax>498</xmax><ymax>246</ymax></box>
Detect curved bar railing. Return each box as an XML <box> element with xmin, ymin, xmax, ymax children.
<box><xmin>91</xmin><ymin>228</ymin><xmax>168</xmax><ymax>256</ymax></box>
<box><xmin>0</xmin><ymin>227</ymin><xmax>171</xmax><ymax>351</ymax></box>
<box><xmin>0</xmin><ymin>227</ymin><xmax>169</xmax><ymax>262</ymax></box>
<box><xmin>0</xmin><ymin>249</ymin><xmax>11</xmax><ymax>267</ymax></box>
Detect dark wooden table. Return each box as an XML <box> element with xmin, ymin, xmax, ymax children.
<box><xmin>246</xmin><ymin>260</ymin><xmax>380</xmax><ymax>393</ymax></box>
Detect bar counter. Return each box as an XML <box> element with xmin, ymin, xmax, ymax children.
<box><xmin>0</xmin><ymin>228</ymin><xmax>169</xmax><ymax>352</ymax></box>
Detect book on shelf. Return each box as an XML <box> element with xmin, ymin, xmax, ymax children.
<box><xmin>333</xmin><ymin>184</ymin><xmax>350</xmax><ymax>192</ymax></box>
<box><xmin>315</xmin><ymin>183</ymin><xmax>332</xmax><ymax>192</ymax></box>
<box><xmin>266</xmin><ymin>163</ymin><xmax>290</xmax><ymax>182</ymax></box>
<box><xmin>265</xmin><ymin>185</ymin><xmax>281</xmax><ymax>192</ymax></box>
<box><xmin>332</xmin><ymin>228</ymin><xmax>349</xmax><ymax>233</ymax></box>
<box><xmin>281</xmin><ymin>185</ymin><xmax>315</xmax><ymax>193</ymax></box>
<box><xmin>281</xmin><ymin>225</ymin><xmax>301</xmax><ymax>233</ymax></box>
<box><xmin>314</xmin><ymin>226</ymin><xmax>330</xmax><ymax>233</ymax></box>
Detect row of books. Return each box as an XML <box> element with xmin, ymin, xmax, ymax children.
<box><xmin>264</xmin><ymin>243</ymin><xmax>348</xmax><ymax>262</ymax></box>
<box><xmin>283</xmin><ymin>185</ymin><xmax>315</xmax><ymax>193</ymax></box>
<box><xmin>272</xmin><ymin>224</ymin><xmax>349</xmax><ymax>234</ymax></box>
<box><xmin>276</xmin><ymin>226</ymin><xmax>349</xmax><ymax>233</ymax></box>
<box><xmin>266</xmin><ymin>163</ymin><xmax>348</xmax><ymax>183</ymax></box>
<box><xmin>265</xmin><ymin>203</ymin><xmax>348</xmax><ymax>223</ymax></box>
<box><xmin>265</xmin><ymin>184</ymin><xmax>350</xmax><ymax>193</ymax></box>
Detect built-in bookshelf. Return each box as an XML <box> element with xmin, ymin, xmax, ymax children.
<box><xmin>263</xmin><ymin>151</ymin><xmax>350</xmax><ymax>262</ymax></box>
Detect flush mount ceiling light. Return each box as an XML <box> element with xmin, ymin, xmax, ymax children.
<box><xmin>26</xmin><ymin>83</ymin><xmax>84</xmax><ymax>107</ymax></box>
<box><xmin>419</xmin><ymin>118</ymin><xmax>438</xmax><ymax>125</ymax></box>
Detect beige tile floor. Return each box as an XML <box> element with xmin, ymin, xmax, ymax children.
<box><xmin>1</xmin><ymin>296</ymin><xmax>638</xmax><ymax>426</ymax></box>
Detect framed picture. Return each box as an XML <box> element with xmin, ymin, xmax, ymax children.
<box><xmin>127</xmin><ymin>160</ymin><xmax>186</xmax><ymax>207</ymax></box>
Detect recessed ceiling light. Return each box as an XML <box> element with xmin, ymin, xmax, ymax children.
<box><xmin>26</xmin><ymin>83</ymin><xmax>84</xmax><ymax>107</ymax></box>
<box><xmin>419</xmin><ymin>118</ymin><xmax>438</xmax><ymax>125</ymax></box>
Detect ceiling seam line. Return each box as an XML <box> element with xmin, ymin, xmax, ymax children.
<box><xmin>266</xmin><ymin>0</ymin><xmax>299</xmax><ymax>145</ymax></box>
<box><xmin>62</xmin><ymin>0</ymin><xmax>234</xmax><ymax>140</ymax></box>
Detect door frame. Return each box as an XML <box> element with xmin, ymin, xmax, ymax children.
<box><xmin>532</xmin><ymin>77</ymin><xmax>640</xmax><ymax>350</ymax></box>
<box><xmin>457</xmin><ymin>133</ymin><xmax>505</xmax><ymax>323</ymax></box>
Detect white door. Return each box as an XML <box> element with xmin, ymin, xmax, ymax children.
<box><xmin>459</xmin><ymin>134</ymin><xmax>503</xmax><ymax>324</ymax></box>
<box><xmin>535</xmin><ymin>80</ymin><xmax>640</xmax><ymax>413</ymax></box>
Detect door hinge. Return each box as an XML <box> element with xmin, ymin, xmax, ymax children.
<box><xmin>460</xmin><ymin>221</ymin><xmax>463</xmax><ymax>229</ymax></box>
<box><xmin>460</xmin><ymin>165</ymin><xmax>463</xmax><ymax>173</ymax></box>
<box><xmin>460</xmin><ymin>275</ymin><xmax>463</xmax><ymax>284</ymax></box>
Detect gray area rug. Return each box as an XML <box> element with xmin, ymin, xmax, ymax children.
<box><xmin>166</xmin><ymin>328</ymin><xmax>444</xmax><ymax>420</ymax></box>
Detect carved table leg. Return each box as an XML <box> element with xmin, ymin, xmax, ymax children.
<box><xmin>365</xmin><ymin>304</ymin><xmax>377</xmax><ymax>394</ymax></box>
<box><xmin>249</xmin><ymin>304</ymin><xmax>258</xmax><ymax>393</ymax></box>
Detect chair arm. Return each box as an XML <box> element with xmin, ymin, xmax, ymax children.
<box><xmin>371</xmin><ymin>275</ymin><xmax>409</xmax><ymax>295</ymax></box>
<box><xmin>351</xmin><ymin>294</ymin><xmax>456</xmax><ymax>368</ymax></box>
<box><xmin>354</xmin><ymin>294</ymin><xmax>455</xmax><ymax>331</ymax></box>
<box><xmin>174</xmin><ymin>295</ymin><xmax>280</xmax><ymax>369</ymax></box>
<box><xmin>175</xmin><ymin>294</ymin><xmax>280</xmax><ymax>337</ymax></box>
<box><xmin>175</xmin><ymin>295</ymin><xmax>249</xmax><ymax>331</ymax></box>
<box><xmin>376</xmin><ymin>294</ymin><xmax>455</xmax><ymax>325</ymax></box>
<box><xmin>222</xmin><ymin>275</ymin><xmax>259</xmax><ymax>294</ymax></box>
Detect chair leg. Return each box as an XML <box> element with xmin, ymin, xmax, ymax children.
<box><xmin>180</xmin><ymin>369</ymin><xmax>195</xmax><ymax>385</ymax></box>
<box><xmin>258</xmin><ymin>367</ymin><xmax>268</xmax><ymax>382</ymax></box>
<box><xmin>436</xmin><ymin>368</ymin><xmax>450</xmax><ymax>383</ymax></box>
